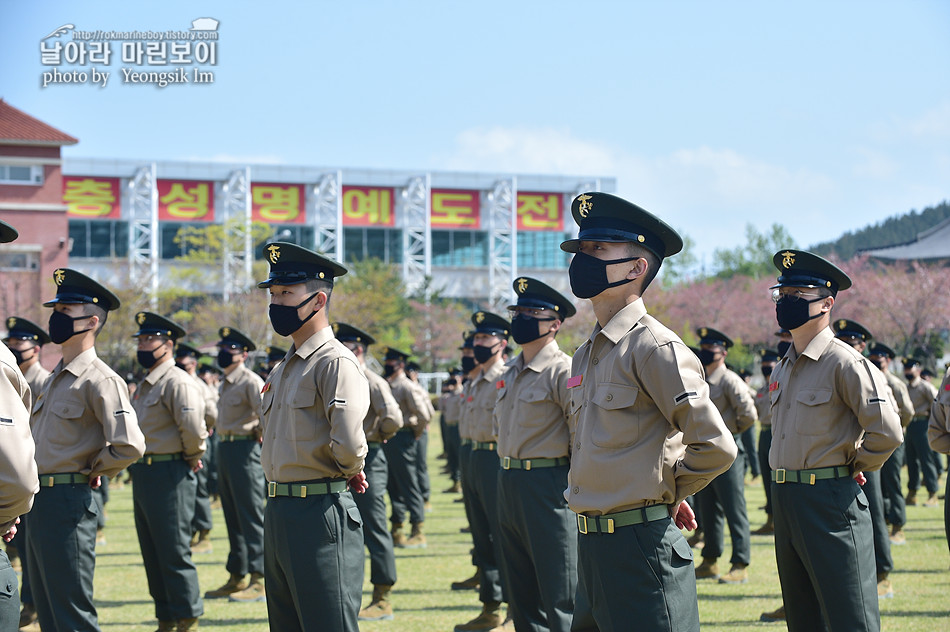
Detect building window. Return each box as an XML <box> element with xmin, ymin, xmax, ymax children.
<box><xmin>0</xmin><ymin>165</ymin><xmax>44</xmax><ymax>185</ymax></box>
<box><xmin>343</xmin><ymin>228</ymin><xmax>403</xmax><ymax>264</ymax></box>
<box><xmin>68</xmin><ymin>220</ymin><xmax>129</xmax><ymax>258</ymax></box>
<box><xmin>0</xmin><ymin>248</ymin><xmax>40</xmax><ymax>271</ymax></box>
<box><xmin>432</xmin><ymin>230</ymin><xmax>487</xmax><ymax>267</ymax></box>
<box><xmin>265</xmin><ymin>225</ymin><xmax>317</xmax><ymax>253</ymax></box>
<box><xmin>517</xmin><ymin>232</ymin><xmax>571</xmax><ymax>269</ymax></box>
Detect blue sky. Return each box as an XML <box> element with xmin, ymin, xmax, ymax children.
<box><xmin>4</xmin><ymin>1</ymin><xmax>948</xmax><ymax>267</ymax></box>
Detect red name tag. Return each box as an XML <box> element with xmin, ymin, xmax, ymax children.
<box><xmin>261</xmin><ymin>383</ymin><xmax>271</xmax><ymax>394</ymax></box>
<box><xmin>768</xmin><ymin>382</ymin><xmax>778</xmax><ymax>392</ymax></box>
<box><xmin>496</xmin><ymin>380</ymin><xmax>505</xmax><ymax>389</ymax></box>
<box><xmin>945</xmin><ymin>383</ymin><xmax>950</xmax><ymax>391</ymax></box>
<box><xmin>467</xmin><ymin>396</ymin><xmax>473</xmax><ymax>402</ymax></box>
<box><xmin>567</xmin><ymin>374</ymin><xmax>583</xmax><ymax>389</ymax></box>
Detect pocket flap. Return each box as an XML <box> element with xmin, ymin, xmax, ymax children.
<box><xmin>346</xmin><ymin>504</ymin><xmax>363</xmax><ymax>527</ymax></box>
<box><xmin>57</xmin><ymin>401</ymin><xmax>85</xmax><ymax>419</ymax></box>
<box><xmin>518</xmin><ymin>388</ymin><xmax>547</xmax><ymax>404</ymax></box>
<box><xmin>593</xmin><ymin>383</ymin><xmax>638</xmax><ymax>410</ymax></box>
<box><xmin>796</xmin><ymin>388</ymin><xmax>832</xmax><ymax>406</ymax></box>
<box><xmin>291</xmin><ymin>385</ymin><xmax>316</xmax><ymax>409</ymax></box>
<box><xmin>672</xmin><ymin>535</ymin><xmax>694</xmax><ymax>562</ymax></box>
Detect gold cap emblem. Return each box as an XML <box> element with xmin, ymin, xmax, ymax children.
<box><xmin>781</xmin><ymin>251</ymin><xmax>796</xmax><ymax>269</ymax></box>
<box><xmin>577</xmin><ymin>194</ymin><xmax>593</xmax><ymax>218</ymax></box>
<box><xmin>838</xmin><ymin>320</ymin><xmax>847</xmax><ymax>329</ymax></box>
<box><xmin>6</xmin><ymin>317</ymin><xmax>14</xmax><ymax>329</ymax></box>
<box><xmin>222</xmin><ymin>327</ymin><xmax>231</xmax><ymax>337</ymax></box>
<box><xmin>516</xmin><ymin>278</ymin><xmax>528</xmax><ymax>293</ymax></box>
<box><xmin>700</xmin><ymin>327</ymin><xmax>707</xmax><ymax>337</ymax></box>
<box><xmin>137</xmin><ymin>312</ymin><xmax>146</xmax><ymax>325</ymax></box>
<box><xmin>475</xmin><ymin>312</ymin><xmax>485</xmax><ymax>324</ymax></box>
<box><xmin>53</xmin><ymin>269</ymin><xmax>66</xmax><ymax>286</ymax></box>
<box><xmin>267</xmin><ymin>245</ymin><xmax>281</xmax><ymax>264</ymax></box>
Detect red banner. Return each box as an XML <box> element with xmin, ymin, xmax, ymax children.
<box><xmin>157</xmin><ymin>179</ymin><xmax>214</xmax><ymax>221</ymax></box>
<box><xmin>251</xmin><ymin>182</ymin><xmax>305</xmax><ymax>224</ymax></box>
<box><xmin>431</xmin><ymin>189</ymin><xmax>480</xmax><ymax>229</ymax></box>
<box><xmin>342</xmin><ymin>186</ymin><xmax>395</xmax><ymax>227</ymax></box>
<box><xmin>63</xmin><ymin>176</ymin><xmax>121</xmax><ymax>219</ymax></box>
<box><xmin>517</xmin><ymin>192</ymin><xmax>563</xmax><ymax>231</ymax></box>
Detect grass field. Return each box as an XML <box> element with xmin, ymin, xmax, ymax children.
<box><xmin>74</xmin><ymin>420</ymin><xmax>949</xmax><ymax>631</ymax></box>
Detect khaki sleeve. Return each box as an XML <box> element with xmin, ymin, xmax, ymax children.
<box><xmin>840</xmin><ymin>358</ymin><xmax>902</xmax><ymax>473</ymax></box>
<box><xmin>727</xmin><ymin>374</ymin><xmax>758</xmax><ymax>434</ymax></box>
<box><xmin>892</xmin><ymin>380</ymin><xmax>915</xmax><ymax>428</ymax></box>
<box><xmin>168</xmin><ymin>379</ymin><xmax>208</xmax><ymax>463</ymax></box>
<box><xmin>319</xmin><ymin>357</ymin><xmax>369</xmax><ymax>477</ymax></box>
<box><xmin>89</xmin><ymin>374</ymin><xmax>146</xmax><ymax>478</ymax></box>
<box><xmin>203</xmin><ymin>383</ymin><xmax>218</xmax><ymax>430</ymax></box>
<box><xmin>372</xmin><ymin>380</ymin><xmax>404</xmax><ymax>440</ymax></box>
<box><xmin>928</xmin><ymin>376</ymin><xmax>950</xmax><ymax>454</ymax></box>
<box><xmin>408</xmin><ymin>383</ymin><xmax>433</xmax><ymax>436</ymax></box>
<box><xmin>641</xmin><ymin>342</ymin><xmax>737</xmax><ymax>503</ymax></box>
<box><xmin>0</xmin><ymin>360</ymin><xmax>38</xmax><ymax>531</ymax></box>
<box><xmin>246</xmin><ymin>373</ymin><xmax>265</xmax><ymax>428</ymax></box>
<box><xmin>551</xmin><ymin>360</ymin><xmax>575</xmax><ymax>451</ymax></box>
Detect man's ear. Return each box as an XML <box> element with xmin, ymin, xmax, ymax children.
<box><xmin>313</xmin><ymin>291</ymin><xmax>328</xmax><ymax>312</ymax></box>
<box><xmin>821</xmin><ymin>295</ymin><xmax>835</xmax><ymax>313</ymax></box>
<box><xmin>626</xmin><ymin>258</ymin><xmax>648</xmax><ymax>280</ymax></box>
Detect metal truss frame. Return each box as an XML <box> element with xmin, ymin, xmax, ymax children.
<box><xmin>401</xmin><ymin>174</ymin><xmax>431</xmax><ymax>299</ymax></box>
<box><xmin>128</xmin><ymin>163</ymin><xmax>159</xmax><ymax>308</ymax></box>
<box><xmin>222</xmin><ymin>167</ymin><xmax>252</xmax><ymax>302</ymax></box>
<box><xmin>314</xmin><ymin>171</ymin><xmax>343</xmax><ymax>261</ymax></box>
<box><xmin>487</xmin><ymin>177</ymin><xmax>517</xmax><ymax>313</ymax></box>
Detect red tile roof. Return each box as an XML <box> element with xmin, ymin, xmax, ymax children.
<box><xmin>0</xmin><ymin>100</ymin><xmax>78</xmax><ymax>145</ymax></box>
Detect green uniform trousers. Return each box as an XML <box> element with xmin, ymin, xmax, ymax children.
<box><xmin>863</xmin><ymin>470</ymin><xmax>892</xmax><ymax>576</ymax></box>
<box><xmin>130</xmin><ymin>460</ymin><xmax>203</xmax><ymax>621</ymax></box>
<box><xmin>0</xmin><ymin>551</ymin><xmax>19</xmax><ymax>632</ymax></box>
<box><xmin>881</xmin><ymin>443</ymin><xmax>905</xmax><ymax>527</ymax></box>
<box><xmin>773</xmin><ymin>477</ymin><xmax>879</xmax><ymax>632</ymax></box>
<box><xmin>416</xmin><ymin>430</ymin><xmax>430</xmax><ymax>502</ymax></box>
<box><xmin>9</xmin><ymin>514</ymin><xmax>32</xmax><ymax>607</ymax></box>
<box><xmin>24</xmin><ymin>483</ymin><xmax>99</xmax><ymax>632</ymax></box>
<box><xmin>264</xmin><ymin>487</ymin><xmax>363</xmax><ymax>632</ymax></box>
<box><xmin>383</xmin><ymin>431</ymin><xmax>425</xmax><ymax>526</ymax></box>
<box><xmin>906</xmin><ymin>418</ymin><xmax>939</xmax><ymax>494</ymax></box>
<box><xmin>572</xmin><ymin>519</ymin><xmax>698</xmax><ymax>632</ymax></box>
<box><xmin>757</xmin><ymin>427</ymin><xmax>773</xmax><ymax>515</ymax></box>
<box><xmin>459</xmin><ymin>442</ymin><xmax>479</xmax><ymax>567</ymax></box>
<box><xmin>217</xmin><ymin>441</ymin><xmax>265</xmax><ymax>575</ymax></box>
<box><xmin>444</xmin><ymin>424</ymin><xmax>461</xmax><ymax>483</ymax></box>
<box><xmin>696</xmin><ymin>450</ymin><xmax>750</xmax><ymax>565</ymax></box>
<box><xmin>467</xmin><ymin>449</ymin><xmax>506</xmax><ymax>605</ymax></box>
<box><xmin>352</xmin><ymin>446</ymin><xmax>397</xmax><ymax>586</ymax></box>
<box><xmin>497</xmin><ymin>465</ymin><xmax>576</xmax><ymax>632</ymax></box>
<box><xmin>192</xmin><ymin>460</ymin><xmax>213</xmax><ymax>532</ymax></box>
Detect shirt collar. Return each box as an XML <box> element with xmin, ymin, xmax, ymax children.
<box><xmin>799</xmin><ymin>326</ymin><xmax>835</xmax><ymax>362</ymax></box>
<box><xmin>63</xmin><ymin>347</ymin><xmax>98</xmax><ymax>377</ymax></box>
<box><xmin>224</xmin><ymin>362</ymin><xmax>248</xmax><ymax>384</ymax></box>
<box><xmin>477</xmin><ymin>358</ymin><xmax>506</xmax><ymax>383</ymax></box>
<box><xmin>145</xmin><ymin>358</ymin><xmax>175</xmax><ymax>385</ymax></box>
<box><xmin>705</xmin><ymin>363</ymin><xmax>727</xmax><ymax>383</ymax></box>
<box><xmin>595</xmin><ymin>298</ymin><xmax>647</xmax><ymax>345</ymax></box>
<box><xmin>517</xmin><ymin>338</ymin><xmax>560</xmax><ymax>373</ymax></box>
<box><xmin>294</xmin><ymin>326</ymin><xmax>334</xmax><ymax>360</ymax></box>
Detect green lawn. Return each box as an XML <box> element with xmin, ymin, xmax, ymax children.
<box><xmin>83</xmin><ymin>422</ymin><xmax>949</xmax><ymax>631</ymax></box>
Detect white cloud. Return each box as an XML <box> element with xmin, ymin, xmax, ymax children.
<box><xmin>906</xmin><ymin>101</ymin><xmax>950</xmax><ymax>138</ymax></box>
<box><xmin>851</xmin><ymin>148</ymin><xmax>899</xmax><ymax>179</ymax></box>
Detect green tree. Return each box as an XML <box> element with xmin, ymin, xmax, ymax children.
<box><xmin>711</xmin><ymin>223</ymin><xmax>797</xmax><ymax>279</ymax></box>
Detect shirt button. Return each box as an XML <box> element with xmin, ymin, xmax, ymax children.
<box><xmin>572</xmin><ymin>487</ymin><xmax>579</xmax><ymax>494</ymax></box>
<box><xmin>605</xmin><ymin>394</ymin><xmax>613</xmax><ymax>401</ymax></box>
<box><xmin>592</xmin><ymin>358</ymin><xmax>599</xmax><ymax>365</ymax></box>
<box><xmin>809</xmin><ymin>394</ymin><xmax>815</xmax><ymax>402</ymax></box>
<box><xmin>785</xmin><ymin>403</ymin><xmax>790</xmax><ymax>409</ymax></box>
<box><xmin>574</xmin><ymin>443</ymin><xmax>580</xmax><ymax>451</ymax></box>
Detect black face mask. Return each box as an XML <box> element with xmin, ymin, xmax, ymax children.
<box><xmin>774</xmin><ymin>295</ymin><xmax>824</xmax><ymax>331</ymax></box>
<box><xmin>568</xmin><ymin>252</ymin><xmax>637</xmax><ymax>299</ymax></box>
<box><xmin>383</xmin><ymin>364</ymin><xmax>397</xmax><ymax>378</ymax></box>
<box><xmin>698</xmin><ymin>349</ymin><xmax>718</xmax><ymax>367</ymax></box>
<box><xmin>268</xmin><ymin>292</ymin><xmax>320</xmax><ymax>337</ymax></box>
<box><xmin>175</xmin><ymin>361</ymin><xmax>188</xmax><ymax>371</ymax></box>
<box><xmin>761</xmin><ymin>365</ymin><xmax>773</xmax><ymax>379</ymax></box>
<box><xmin>217</xmin><ymin>350</ymin><xmax>238</xmax><ymax>369</ymax></box>
<box><xmin>9</xmin><ymin>346</ymin><xmax>35</xmax><ymax>366</ymax></box>
<box><xmin>473</xmin><ymin>344</ymin><xmax>498</xmax><ymax>365</ymax></box>
<box><xmin>510</xmin><ymin>314</ymin><xmax>555</xmax><ymax>345</ymax></box>
<box><xmin>777</xmin><ymin>341</ymin><xmax>792</xmax><ymax>358</ymax></box>
<box><xmin>48</xmin><ymin>310</ymin><xmax>94</xmax><ymax>345</ymax></box>
<box><xmin>137</xmin><ymin>346</ymin><xmax>166</xmax><ymax>369</ymax></box>
<box><xmin>904</xmin><ymin>373</ymin><xmax>914</xmax><ymax>381</ymax></box>
<box><xmin>461</xmin><ymin>356</ymin><xmax>477</xmax><ymax>373</ymax></box>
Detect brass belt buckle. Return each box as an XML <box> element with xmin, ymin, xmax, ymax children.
<box><xmin>299</xmin><ymin>485</ymin><xmax>307</xmax><ymax>498</ymax></box>
<box><xmin>267</xmin><ymin>481</ymin><xmax>277</xmax><ymax>497</ymax></box>
<box><xmin>577</xmin><ymin>514</ymin><xmax>588</xmax><ymax>534</ymax></box>
<box><xmin>146</xmin><ymin>456</ymin><xmax>153</xmax><ymax>466</ymax></box>
<box><xmin>809</xmin><ymin>473</ymin><xmax>816</xmax><ymax>485</ymax></box>
<box><xmin>775</xmin><ymin>468</ymin><xmax>786</xmax><ymax>484</ymax></box>
<box><xmin>606</xmin><ymin>518</ymin><xmax>615</xmax><ymax>534</ymax></box>
<box><xmin>524</xmin><ymin>459</ymin><xmax>532</xmax><ymax>471</ymax></box>
<box><xmin>502</xmin><ymin>456</ymin><xmax>511</xmax><ymax>470</ymax></box>
<box><xmin>47</xmin><ymin>476</ymin><xmax>54</xmax><ymax>487</ymax></box>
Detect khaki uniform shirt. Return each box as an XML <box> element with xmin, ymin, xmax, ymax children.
<box><xmin>192</xmin><ymin>373</ymin><xmax>219</xmax><ymax>431</ymax></box>
<box><xmin>0</xmin><ymin>346</ymin><xmax>38</xmax><ymax>532</ymax></box>
<box><xmin>364</xmin><ymin>370</ymin><xmax>403</xmax><ymax>442</ymax></box>
<box><xmin>23</xmin><ymin>361</ymin><xmax>51</xmax><ymax>399</ymax></box>
<box><xmin>133</xmin><ymin>359</ymin><xmax>207</xmax><ymax>465</ymax></box>
<box><xmin>260</xmin><ymin>326</ymin><xmax>368</xmax><ymax>483</ymax></box>
<box><xmin>907</xmin><ymin>377</ymin><xmax>937</xmax><ymax>418</ymax></box>
<box><xmin>458</xmin><ymin>380</ymin><xmax>475</xmax><ymax>440</ymax></box>
<box><xmin>388</xmin><ymin>373</ymin><xmax>432</xmax><ymax>437</ymax></box>
<box><xmin>881</xmin><ymin>370</ymin><xmax>914</xmax><ymax>429</ymax></box>
<box><xmin>466</xmin><ymin>359</ymin><xmax>507</xmax><ymax>444</ymax></box>
<box><xmin>494</xmin><ymin>339</ymin><xmax>573</xmax><ymax>459</ymax></box>
<box><xmin>706</xmin><ymin>364</ymin><xmax>757</xmax><ymax>435</ymax></box>
<box><xmin>440</xmin><ymin>390</ymin><xmax>461</xmax><ymax>426</ymax></box>
<box><xmin>217</xmin><ymin>363</ymin><xmax>264</xmax><ymax>436</ymax></box>
<box><xmin>32</xmin><ymin>347</ymin><xmax>145</xmax><ymax>478</ymax></box>
<box><xmin>768</xmin><ymin>327</ymin><xmax>901</xmax><ymax>473</ymax></box>
<box><xmin>927</xmin><ymin>368</ymin><xmax>950</xmax><ymax>454</ymax></box>
<box><xmin>755</xmin><ymin>383</ymin><xmax>772</xmax><ymax>427</ymax></box>
<box><xmin>567</xmin><ymin>299</ymin><xmax>737</xmax><ymax>516</ymax></box>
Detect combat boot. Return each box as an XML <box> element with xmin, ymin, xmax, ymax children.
<box><xmin>229</xmin><ymin>572</ymin><xmax>265</xmax><ymax>602</ymax></box>
<box><xmin>404</xmin><ymin>522</ymin><xmax>427</xmax><ymax>548</ymax></box>
<box><xmin>718</xmin><ymin>563</ymin><xmax>748</xmax><ymax>584</ymax></box>
<box><xmin>877</xmin><ymin>572</ymin><xmax>894</xmax><ymax>599</ymax></box>
<box><xmin>191</xmin><ymin>529</ymin><xmax>213</xmax><ymax>554</ymax></box>
<box><xmin>686</xmin><ymin>529</ymin><xmax>704</xmax><ymax>549</ymax></box>
<box><xmin>391</xmin><ymin>523</ymin><xmax>407</xmax><ymax>548</ymax></box>
<box><xmin>445</xmin><ymin>480</ymin><xmax>462</xmax><ymax>494</ymax></box>
<box><xmin>358</xmin><ymin>583</ymin><xmax>394</xmax><ymax>621</ymax></box>
<box><xmin>889</xmin><ymin>524</ymin><xmax>906</xmax><ymax>545</ymax></box>
<box><xmin>905</xmin><ymin>490</ymin><xmax>917</xmax><ymax>506</ymax></box>
<box><xmin>694</xmin><ymin>557</ymin><xmax>719</xmax><ymax>580</ymax></box>
<box><xmin>155</xmin><ymin>621</ymin><xmax>176</xmax><ymax>632</ymax></box>
<box><xmin>204</xmin><ymin>573</ymin><xmax>247</xmax><ymax>598</ymax></box>
<box><xmin>455</xmin><ymin>601</ymin><xmax>503</xmax><ymax>631</ymax></box>
<box><xmin>922</xmin><ymin>492</ymin><xmax>939</xmax><ymax>507</ymax></box>
<box><xmin>177</xmin><ymin>618</ymin><xmax>199</xmax><ymax>632</ymax></box>
<box><xmin>751</xmin><ymin>515</ymin><xmax>774</xmax><ymax>535</ymax></box>
<box><xmin>759</xmin><ymin>605</ymin><xmax>785</xmax><ymax>622</ymax></box>
<box><xmin>451</xmin><ymin>569</ymin><xmax>480</xmax><ymax>590</ymax></box>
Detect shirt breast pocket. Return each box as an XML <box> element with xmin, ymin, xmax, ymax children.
<box><xmin>590</xmin><ymin>383</ymin><xmax>640</xmax><ymax>449</ymax></box>
<box><xmin>795</xmin><ymin>388</ymin><xmax>834</xmax><ymax>436</ymax></box>
<box><xmin>287</xmin><ymin>385</ymin><xmax>317</xmax><ymax>441</ymax></box>
<box><xmin>517</xmin><ymin>388</ymin><xmax>550</xmax><ymax>427</ymax></box>
<box><xmin>50</xmin><ymin>400</ymin><xmax>85</xmax><ymax>446</ymax></box>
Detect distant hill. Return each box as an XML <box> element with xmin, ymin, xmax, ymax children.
<box><xmin>811</xmin><ymin>200</ymin><xmax>950</xmax><ymax>260</ymax></box>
